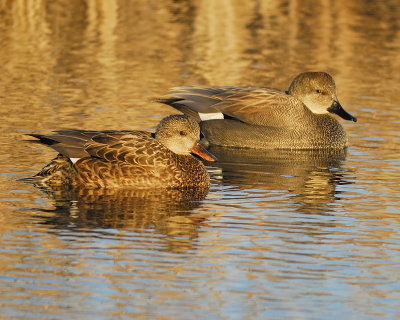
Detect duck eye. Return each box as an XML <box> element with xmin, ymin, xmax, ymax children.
<box><xmin>179</xmin><ymin>131</ymin><xmax>186</xmax><ymax>136</ymax></box>
<box><xmin>316</xmin><ymin>89</ymin><xmax>321</xmax><ymax>93</ymax></box>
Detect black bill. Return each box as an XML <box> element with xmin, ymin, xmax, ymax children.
<box><xmin>328</xmin><ymin>101</ymin><xmax>357</xmax><ymax>122</ymax></box>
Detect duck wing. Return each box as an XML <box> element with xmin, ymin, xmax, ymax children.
<box><xmin>159</xmin><ymin>86</ymin><xmax>310</xmax><ymax>128</ymax></box>
<box><xmin>83</xmin><ymin>131</ymin><xmax>167</xmax><ymax>166</ymax></box>
<box><xmin>28</xmin><ymin>129</ymin><xmax>144</xmax><ymax>159</ymax></box>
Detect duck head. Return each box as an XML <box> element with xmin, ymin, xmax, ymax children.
<box><xmin>155</xmin><ymin>114</ymin><xmax>216</xmax><ymax>161</ymax></box>
<box><xmin>288</xmin><ymin>72</ymin><xmax>357</xmax><ymax>122</ymax></box>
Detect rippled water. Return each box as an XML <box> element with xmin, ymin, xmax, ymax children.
<box><xmin>1</xmin><ymin>0</ymin><xmax>400</xmax><ymax>319</ymax></box>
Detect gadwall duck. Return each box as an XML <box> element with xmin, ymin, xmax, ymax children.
<box><xmin>158</xmin><ymin>72</ymin><xmax>357</xmax><ymax>149</ymax></box>
<box><xmin>28</xmin><ymin>115</ymin><xmax>216</xmax><ymax>189</ymax></box>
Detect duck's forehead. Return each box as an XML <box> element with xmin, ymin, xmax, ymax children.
<box><xmin>310</xmin><ymin>73</ymin><xmax>335</xmax><ymax>89</ymax></box>
<box><xmin>186</xmin><ymin>121</ymin><xmax>200</xmax><ymax>136</ymax></box>
<box><xmin>181</xmin><ymin>117</ymin><xmax>200</xmax><ymax>133</ymax></box>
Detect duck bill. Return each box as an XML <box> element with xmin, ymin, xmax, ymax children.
<box><xmin>190</xmin><ymin>142</ymin><xmax>217</xmax><ymax>162</ymax></box>
<box><xmin>328</xmin><ymin>101</ymin><xmax>357</xmax><ymax>122</ymax></box>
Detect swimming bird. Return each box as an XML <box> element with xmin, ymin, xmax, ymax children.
<box><xmin>27</xmin><ymin>115</ymin><xmax>215</xmax><ymax>189</ymax></box>
<box><xmin>158</xmin><ymin>72</ymin><xmax>357</xmax><ymax>149</ymax></box>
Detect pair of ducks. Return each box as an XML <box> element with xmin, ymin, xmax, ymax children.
<box><xmin>29</xmin><ymin>72</ymin><xmax>357</xmax><ymax>189</ymax></box>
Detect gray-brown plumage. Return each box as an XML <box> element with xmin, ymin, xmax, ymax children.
<box><xmin>28</xmin><ymin>115</ymin><xmax>215</xmax><ymax>189</ymax></box>
<box><xmin>158</xmin><ymin>72</ymin><xmax>357</xmax><ymax>149</ymax></box>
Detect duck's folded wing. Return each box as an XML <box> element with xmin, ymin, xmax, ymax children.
<box><xmin>159</xmin><ymin>86</ymin><xmax>310</xmax><ymax>127</ymax></box>
<box><xmin>29</xmin><ymin>130</ymin><xmax>106</xmax><ymax>158</ymax></box>
<box><xmin>84</xmin><ymin>132</ymin><xmax>164</xmax><ymax>166</ymax></box>
<box><xmin>28</xmin><ymin>129</ymin><xmax>136</xmax><ymax>159</ymax></box>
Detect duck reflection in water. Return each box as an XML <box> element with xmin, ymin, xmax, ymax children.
<box><xmin>31</xmin><ymin>186</ymin><xmax>211</xmax><ymax>253</ymax></box>
<box><xmin>207</xmin><ymin>147</ymin><xmax>352</xmax><ymax>215</ymax></box>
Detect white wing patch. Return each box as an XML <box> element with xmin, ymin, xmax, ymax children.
<box><xmin>70</xmin><ymin>158</ymin><xmax>80</xmax><ymax>164</ymax></box>
<box><xmin>198</xmin><ymin>112</ymin><xmax>224</xmax><ymax>121</ymax></box>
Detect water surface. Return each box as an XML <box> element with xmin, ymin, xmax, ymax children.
<box><xmin>1</xmin><ymin>0</ymin><xmax>400</xmax><ymax>319</ymax></box>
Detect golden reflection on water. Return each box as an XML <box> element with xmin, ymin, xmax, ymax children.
<box><xmin>209</xmin><ymin>147</ymin><xmax>348</xmax><ymax>212</ymax></box>
<box><xmin>34</xmin><ymin>185</ymin><xmax>209</xmax><ymax>244</ymax></box>
<box><xmin>1</xmin><ymin>0</ymin><xmax>399</xmax><ymax>131</ymax></box>
<box><xmin>1</xmin><ymin>0</ymin><xmax>400</xmax><ymax>319</ymax></box>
